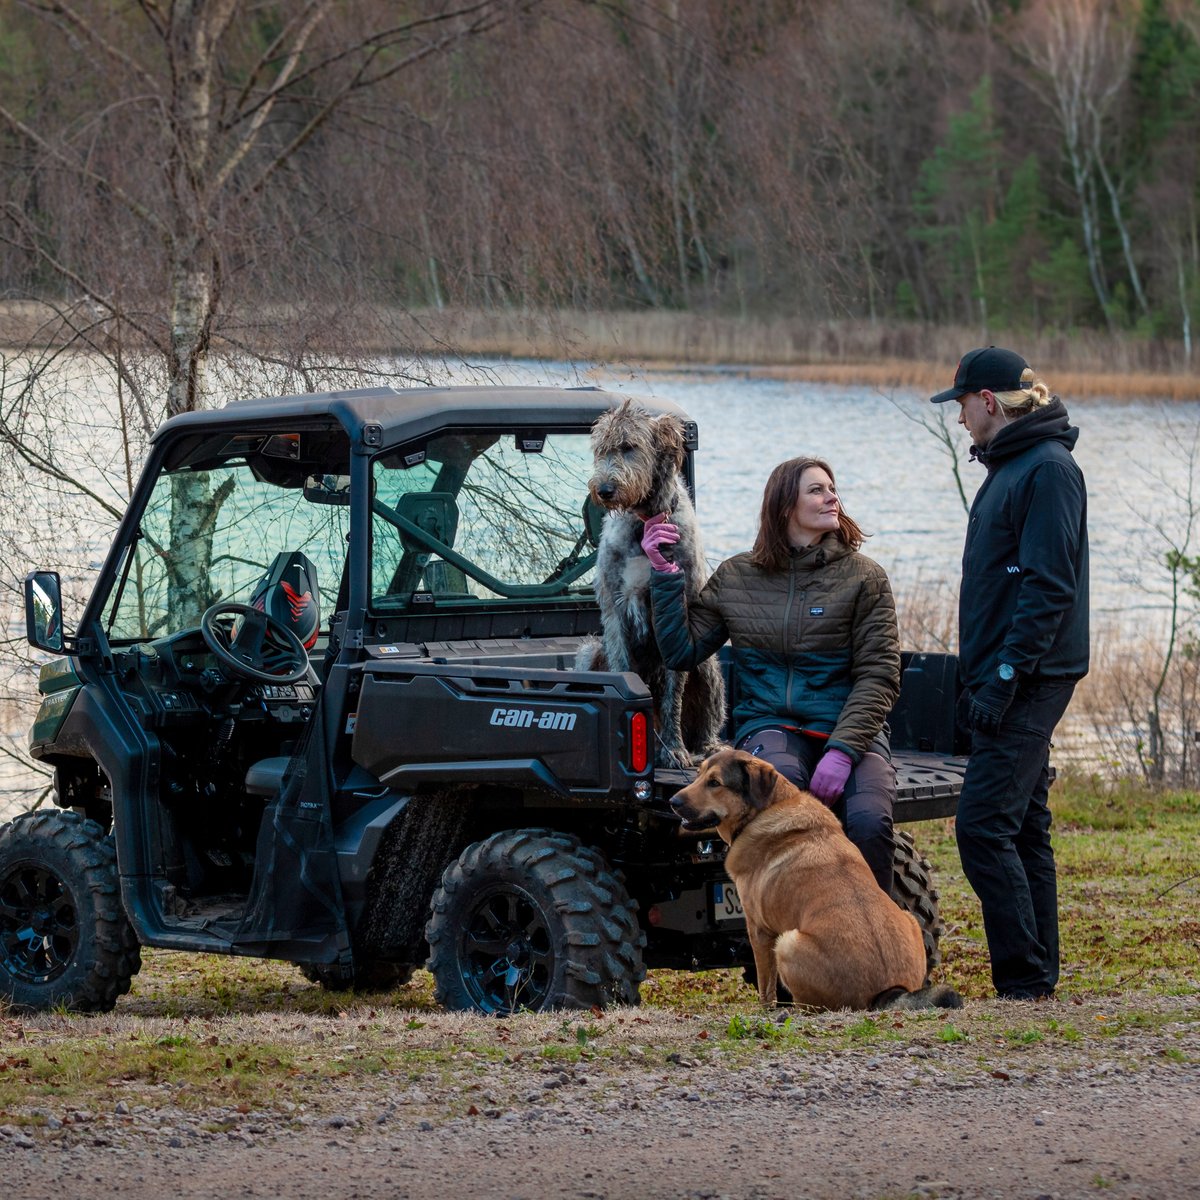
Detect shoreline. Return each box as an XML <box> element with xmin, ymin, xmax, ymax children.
<box><xmin>3</xmin><ymin>301</ymin><xmax>1198</xmax><ymax>401</ymax></box>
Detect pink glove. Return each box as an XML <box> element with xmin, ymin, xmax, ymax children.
<box><xmin>641</xmin><ymin>512</ymin><xmax>681</xmax><ymax>574</ymax></box>
<box><xmin>808</xmin><ymin>749</ymin><xmax>853</xmax><ymax>805</ymax></box>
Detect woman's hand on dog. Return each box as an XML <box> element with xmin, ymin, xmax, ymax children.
<box><xmin>808</xmin><ymin>748</ymin><xmax>853</xmax><ymax>803</ymax></box>
<box><xmin>641</xmin><ymin>512</ymin><xmax>681</xmax><ymax>573</ymax></box>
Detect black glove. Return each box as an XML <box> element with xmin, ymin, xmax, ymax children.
<box><xmin>969</xmin><ymin>674</ymin><xmax>1019</xmax><ymax>737</ymax></box>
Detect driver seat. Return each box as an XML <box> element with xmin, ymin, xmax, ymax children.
<box><xmin>248</xmin><ymin>550</ymin><xmax>321</xmax><ymax>649</ymax></box>
<box><xmin>242</xmin><ymin>551</ymin><xmax>320</xmax><ymax>801</ymax></box>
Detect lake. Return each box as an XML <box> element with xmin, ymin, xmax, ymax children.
<box><xmin>4</xmin><ymin>358</ymin><xmax>1198</xmax><ymax>816</ymax></box>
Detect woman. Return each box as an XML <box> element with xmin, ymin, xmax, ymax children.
<box><xmin>643</xmin><ymin>456</ymin><xmax>900</xmax><ymax>892</ymax></box>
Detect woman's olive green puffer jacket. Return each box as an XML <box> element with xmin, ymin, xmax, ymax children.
<box><xmin>649</xmin><ymin>535</ymin><xmax>900</xmax><ymax>762</ymax></box>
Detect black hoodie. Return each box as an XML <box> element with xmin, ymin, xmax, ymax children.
<box><xmin>958</xmin><ymin>397</ymin><xmax>1089</xmax><ymax>691</ymax></box>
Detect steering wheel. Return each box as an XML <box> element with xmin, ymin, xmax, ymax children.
<box><xmin>200</xmin><ymin>602</ymin><xmax>309</xmax><ymax>685</ymax></box>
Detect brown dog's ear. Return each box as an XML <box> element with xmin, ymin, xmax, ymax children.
<box><xmin>742</xmin><ymin>753</ymin><xmax>781</xmax><ymax>811</ymax></box>
<box><xmin>653</xmin><ymin>413</ymin><xmax>685</xmax><ymax>472</ymax></box>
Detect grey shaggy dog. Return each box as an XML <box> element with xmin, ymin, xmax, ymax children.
<box><xmin>575</xmin><ymin>398</ymin><xmax>726</xmax><ymax>768</ymax></box>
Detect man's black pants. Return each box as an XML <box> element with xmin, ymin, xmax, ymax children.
<box><xmin>956</xmin><ymin>679</ymin><xmax>1076</xmax><ymax>998</ymax></box>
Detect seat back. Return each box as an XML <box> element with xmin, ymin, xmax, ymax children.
<box><xmin>249</xmin><ymin>551</ymin><xmax>321</xmax><ymax>649</ymax></box>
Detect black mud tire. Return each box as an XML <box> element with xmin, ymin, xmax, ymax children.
<box><xmin>425</xmin><ymin>828</ymin><xmax>646</xmax><ymax>1015</ymax></box>
<box><xmin>890</xmin><ymin>829</ymin><xmax>944</xmax><ymax>981</ymax></box>
<box><xmin>299</xmin><ymin>960</ymin><xmax>416</xmax><ymax>992</ymax></box>
<box><xmin>0</xmin><ymin>810</ymin><xmax>141</xmax><ymax>1013</ymax></box>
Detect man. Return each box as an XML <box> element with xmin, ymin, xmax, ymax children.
<box><xmin>931</xmin><ymin>346</ymin><xmax>1089</xmax><ymax>1000</ymax></box>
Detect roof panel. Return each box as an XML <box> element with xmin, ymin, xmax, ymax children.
<box><xmin>153</xmin><ymin>385</ymin><xmax>691</xmax><ymax>448</ymax></box>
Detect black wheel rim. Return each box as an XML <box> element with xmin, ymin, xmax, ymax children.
<box><xmin>457</xmin><ymin>884</ymin><xmax>554</xmax><ymax>1014</ymax></box>
<box><xmin>0</xmin><ymin>863</ymin><xmax>79</xmax><ymax>985</ymax></box>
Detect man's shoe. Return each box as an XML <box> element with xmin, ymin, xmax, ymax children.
<box><xmin>998</xmin><ymin>989</ymin><xmax>1054</xmax><ymax>1001</ymax></box>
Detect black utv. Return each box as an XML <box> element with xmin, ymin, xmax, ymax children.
<box><xmin>7</xmin><ymin>386</ymin><xmax>965</xmax><ymax>1015</ymax></box>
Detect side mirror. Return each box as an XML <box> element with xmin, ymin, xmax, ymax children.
<box><xmin>25</xmin><ymin>570</ymin><xmax>65</xmax><ymax>653</ymax></box>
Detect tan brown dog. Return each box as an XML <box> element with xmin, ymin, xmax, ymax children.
<box><xmin>671</xmin><ymin>749</ymin><xmax>962</xmax><ymax>1012</ymax></box>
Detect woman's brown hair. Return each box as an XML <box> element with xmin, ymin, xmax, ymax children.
<box><xmin>749</xmin><ymin>457</ymin><xmax>865</xmax><ymax>571</ymax></box>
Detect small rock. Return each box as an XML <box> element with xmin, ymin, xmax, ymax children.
<box><xmin>114</xmin><ymin>1101</ymin><xmax>130</xmax><ymax>1116</ymax></box>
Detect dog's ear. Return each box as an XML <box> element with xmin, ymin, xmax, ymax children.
<box><xmin>742</xmin><ymin>754</ymin><xmax>781</xmax><ymax>811</ymax></box>
<box><xmin>652</xmin><ymin>413</ymin><xmax>685</xmax><ymax>472</ymax></box>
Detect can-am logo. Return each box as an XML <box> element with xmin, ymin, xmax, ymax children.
<box><xmin>489</xmin><ymin>706</ymin><xmax>577</xmax><ymax>731</ymax></box>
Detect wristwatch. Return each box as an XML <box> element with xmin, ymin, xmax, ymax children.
<box><xmin>997</xmin><ymin>663</ymin><xmax>1016</xmax><ymax>682</ymax></box>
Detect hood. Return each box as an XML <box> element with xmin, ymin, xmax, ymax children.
<box><xmin>789</xmin><ymin>533</ymin><xmax>854</xmax><ymax>570</ymax></box>
<box><xmin>972</xmin><ymin>397</ymin><xmax>1079</xmax><ymax>468</ymax></box>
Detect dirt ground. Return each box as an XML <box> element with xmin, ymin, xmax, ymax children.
<box><xmin>1</xmin><ymin>991</ymin><xmax>1196</xmax><ymax>1200</ymax></box>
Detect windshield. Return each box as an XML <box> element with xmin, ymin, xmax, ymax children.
<box><xmin>370</xmin><ymin>430</ymin><xmax>599</xmax><ymax>610</ymax></box>
<box><xmin>103</xmin><ymin>459</ymin><xmax>350</xmax><ymax>642</ymax></box>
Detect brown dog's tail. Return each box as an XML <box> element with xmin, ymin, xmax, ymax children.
<box><xmin>870</xmin><ymin>983</ymin><xmax>964</xmax><ymax>1011</ymax></box>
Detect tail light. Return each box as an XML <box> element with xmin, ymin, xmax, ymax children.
<box><xmin>628</xmin><ymin>710</ymin><xmax>649</xmax><ymax>773</ymax></box>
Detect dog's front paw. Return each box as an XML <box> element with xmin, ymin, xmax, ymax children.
<box><xmin>656</xmin><ymin>745</ymin><xmax>694</xmax><ymax>770</ymax></box>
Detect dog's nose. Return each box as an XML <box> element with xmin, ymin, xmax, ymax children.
<box><xmin>668</xmin><ymin>793</ymin><xmax>684</xmax><ymax>809</ymax></box>
<box><xmin>596</xmin><ymin>482</ymin><xmax>616</xmax><ymax>500</ymax></box>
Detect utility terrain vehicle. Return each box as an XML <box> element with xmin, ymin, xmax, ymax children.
<box><xmin>9</xmin><ymin>386</ymin><xmax>967</xmax><ymax>1015</ymax></box>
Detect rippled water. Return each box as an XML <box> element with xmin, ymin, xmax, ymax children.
<box><xmin>483</xmin><ymin>358</ymin><xmax>1197</xmax><ymax>627</ymax></box>
<box><xmin>4</xmin><ymin>358</ymin><xmax>1198</xmax><ymax>816</ymax></box>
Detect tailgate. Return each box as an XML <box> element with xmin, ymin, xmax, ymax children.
<box><xmin>350</xmin><ymin>660</ymin><xmax>653</xmax><ymax>801</ymax></box>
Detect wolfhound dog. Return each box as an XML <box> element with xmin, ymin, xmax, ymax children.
<box><xmin>575</xmin><ymin>398</ymin><xmax>726</xmax><ymax>768</ymax></box>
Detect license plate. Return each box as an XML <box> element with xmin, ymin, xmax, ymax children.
<box><xmin>712</xmin><ymin>881</ymin><xmax>744</xmax><ymax>923</ymax></box>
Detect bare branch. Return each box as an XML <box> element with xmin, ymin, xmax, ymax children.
<box><xmin>16</xmin><ymin>0</ymin><xmax>160</xmax><ymax>92</ymax></box>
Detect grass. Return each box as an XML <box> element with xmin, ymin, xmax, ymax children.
<box><xmin>0</xmin><ymin>774</ymin><xmax>1196</xmax><ymax>1120</ymax></box>
<box><xmin>913</xmin><ymin>772</ymin><xmax>1200</xmax><ymax>1001</ymax></box>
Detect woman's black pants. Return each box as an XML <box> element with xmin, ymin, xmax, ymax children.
<box><xmin>734</xmin><ymin>727</ymin><xmax>897</xmax><ymax>892</ymax></box>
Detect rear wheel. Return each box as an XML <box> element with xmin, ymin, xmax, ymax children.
<box><xmin>426</xmin><ymin>829</ymin><xmax>646</xmax><ymax>1015</ymax></box>
<box><xmin>0</xmin><ymin>810</ymin><xmax>140</xmax><ymax>1013</ymax></box>
<box><xmin>742</xmin><ymin>830</ymin><xmax>944</xmax><ymax>992</ymax></box>
<box><xmin>890</xmin><ymin>829</ymin><xmax>944</xmax><ymax>980</ymax></box>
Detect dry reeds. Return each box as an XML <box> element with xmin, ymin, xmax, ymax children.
<box><xmin>5</xmin><ymin>302</ymin><xmax>1198</xmax><ymax>400</ymax></box>
<box><xmin>384</xmin><ymin>308</ymin><xmax>1200</xmax><ymax>401</ymax></box>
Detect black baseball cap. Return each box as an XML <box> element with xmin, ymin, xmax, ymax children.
<box><xmin>930</xmin><ymin>346</ymin><xmax>1032</xmax><ymax>404</ymax></box>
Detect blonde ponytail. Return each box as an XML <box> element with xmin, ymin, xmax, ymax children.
<box><xmin>995</xmin><ymin>368</ymin><xmax>1052</xmax><ymax>414</ymax></box>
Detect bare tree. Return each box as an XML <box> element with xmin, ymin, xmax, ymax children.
<box><xmin>0</xmin><ymin>0</ymin><xmax>536</xmax><ymax>627</ymax></box>
<box><xmin>1014</xmin><ymin>0</ymin><xmax>1149</xmax><ymax>327</ymax></box>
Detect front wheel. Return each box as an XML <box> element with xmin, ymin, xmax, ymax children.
<box><xmin>0</xmin><ymin>810</ymin><xmax>141</xmax><ymax>1012</ymax></box>
<box><xmin>890</xmin><ymin>829</ymin><xmax>944</xmax><ymax>981</ymax></box>
<box><xmin>426</xmin><ymin>829</ymin><xmax>646</xmax><ymax>1015</ymax></box>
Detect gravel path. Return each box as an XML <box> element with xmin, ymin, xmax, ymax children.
<box><xmin>2</xmin><ymin>995</ymin><xmax>1197</xmax><ymax>1200</ymax></box>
